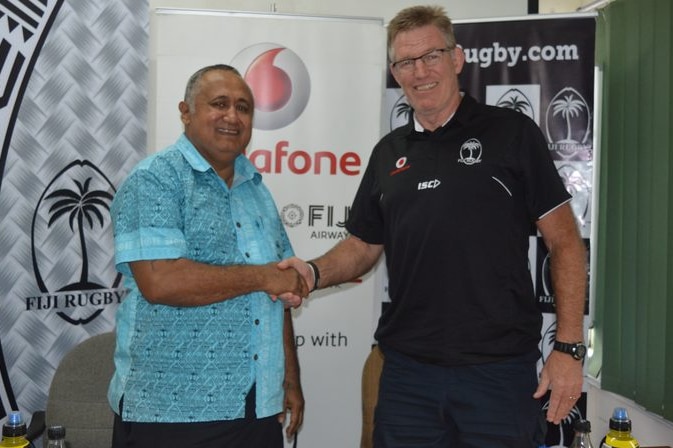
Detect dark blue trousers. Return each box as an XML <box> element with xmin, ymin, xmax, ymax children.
<box><xmin>373</xmin><ymin>346</ymin><xmax>547</xmax><ymax>448</ymax></box>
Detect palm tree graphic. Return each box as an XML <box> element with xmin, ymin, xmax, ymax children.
<box><xmin>460</xmin><ymin>139</ymin><xmax>481</xmax><ymax>164</ymax></box>
<box><xmin>395</xmin><ymin>102</ymin><xmax>412</xmax><ymax>122</ymax></box>
<box><xmin>45</xmin><ymin>177</ymin><xmax>113</xmax><ymax>290</ymax></box>
<box><xmin>497</xmin><ymin>94</ymin><xmax>532</xmax><ymax>115</ymax></box>
<box><xmin>551</xmin><ymin>93</ymin><xmax>585</xmax><ymax>143</ymax></box>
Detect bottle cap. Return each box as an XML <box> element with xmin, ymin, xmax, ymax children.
<box><xmin>574</xmin><ymin>419</ymin><xmax>592</xmax><ymax>432</ymax></box>
<box><xmin>609</xmin><ymin>407</ymin><xmax>632</xmax><ymax>432</ymax></box>
<box><xmin>47</xmin><ymin>425</ymin><xmax>66</xmax><ymax>440</ymax></box>
<box><xmin>3</xmin><ymin>411</ymin><xmax>27</xmax><ymax>437</ymax></box>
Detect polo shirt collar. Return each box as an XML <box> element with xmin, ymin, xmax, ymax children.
<box><xmin>407</xmin><ymin>91</ymin><xmax>474</xmax><ymax>136</ymax></box>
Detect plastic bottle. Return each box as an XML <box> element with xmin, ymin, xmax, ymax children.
<box><xmin>599</xmin><ymin>407</ymin><xmax>640</xmax><ymax>447</ymax></box>
<box><xmin>0</xmin><ymin>411</ymin><xmax>31</xmax><ymax>448</ymax></box>
<box><xmin>570</xmin><ymin>419</ymin><xmax>595</xmax><ymax>448</ymax></box>
<box><xmin>46</xmin><ymin>426</ymin><xmax>66</xmax><ymax>448</ymax></box>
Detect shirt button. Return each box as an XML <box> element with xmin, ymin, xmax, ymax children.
<box><xmin>253</xmin><ymin>354</ymin><xmax>259</xmax><ymax>361</ymax></box>
<box><xmin>236</xmin><ymin>222</ymin><xmax>241</xmax><ymax>228</ymax></box>
<box><xmin>254</xmin><ymin>319</ymin><xmax>260</xmax><ymax>325</ymax></box>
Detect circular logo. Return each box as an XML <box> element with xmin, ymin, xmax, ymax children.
<box><xmin>458</xmin><ymin>138</ymin><xmax>483</xmax><ymax>165</ymax></box>
<box><xmin>280</xmin><ymin>204</ymin><xmax>304</xmax><ymax>228</ymax></box>
<box><xmin>231</xmin><ymin>43</ymin><xmax>311</xmax><ymax>130</ymax></box>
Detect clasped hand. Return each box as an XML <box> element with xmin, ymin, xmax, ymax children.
<box><xmin>265</xmin><ymin>262</ymin><xmax>308</xmax><ymax>308</ymax></box>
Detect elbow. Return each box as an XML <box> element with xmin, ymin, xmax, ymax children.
<box><xmin>137</xmin><ymin>280</ymin><xmax>165</xmax><ymax>304</ymax></box>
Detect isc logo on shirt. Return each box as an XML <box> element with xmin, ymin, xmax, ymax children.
<box><xmin>418</xmin><ymin>179</ymin><xmax>441</xmax><ymax>190</ymax></box>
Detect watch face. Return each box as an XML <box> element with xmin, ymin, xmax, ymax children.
<box><xmin>574</xmin><ymin>344</ymin><xmax>587</xmax><ymax>360</ymax></box>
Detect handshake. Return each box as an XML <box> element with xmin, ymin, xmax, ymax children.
<box><xmin>267</xmin><ymin>257</ymin><xmax>317</xmax><ymax>308</ymax></box>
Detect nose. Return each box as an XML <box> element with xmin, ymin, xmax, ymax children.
<box><xmin>222</xmin><ymin>105</ymin><xmax>238</xmax><ymax>121</ymax></box>
<box><xmin>413</xmin><ymin>58</ymin><xmax>430</xmax><ymax>76</ymax></box>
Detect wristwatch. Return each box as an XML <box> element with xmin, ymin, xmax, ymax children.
<box><xmin>553</xmin><ymin>341</ymin><xmax>587</xmax><ymax>361</ymax></box>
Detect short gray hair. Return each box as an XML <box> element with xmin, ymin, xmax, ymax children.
<box><xmin>183</xmin><ymin>64</ymin><xmax>243</xmax><ymax>109</ymax></box>
<box><xmin>387</xmin><ymin>5</ymin><xmax>456</xmax><ymax>62</ymax></box>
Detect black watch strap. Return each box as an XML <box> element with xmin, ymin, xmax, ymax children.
<box><xmin>553</xmin><ymin>341</ymin><xmax>587</xmax><ymax>360</ymax></box>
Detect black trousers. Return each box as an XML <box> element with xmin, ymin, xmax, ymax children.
<box><xmin>111</xmin><ymin>384</ymin><xmax>283</xmax><ymax>448</ymax></box>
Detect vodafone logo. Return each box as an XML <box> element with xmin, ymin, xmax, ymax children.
<box><xmin>231</xmin><ymin>43</ymin><xmax>311</xmax><ymax>130</ymax></box>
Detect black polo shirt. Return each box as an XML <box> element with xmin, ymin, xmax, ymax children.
<box><xmin>346</xmin><ymin>93</ymin><xmax>570</xmax><ymax>366</ymax></box>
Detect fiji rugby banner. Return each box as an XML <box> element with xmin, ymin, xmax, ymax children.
<box><xmin>151</xmin><ymin>9</ymin><xmax>385</xmax><ymax>448</ymax></box>
<box><xmin>0</xmin><ymin>0</ymin><xmax>147</xmax><ymax>431</ymax></box>
<box><xmin>384</xmin><ymin>14</ymin><xmax>596</xmax><ymax>447</ymax></box>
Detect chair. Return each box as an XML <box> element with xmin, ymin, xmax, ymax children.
<box><xmin>360</xmin><ymin>344</ymin><xmax>384</xmax><ymax>448</ymax></box>
<box><xmin>29</xmin><ymin>332</ymin><xmax>116</xmax><ymax>448</ymax></box>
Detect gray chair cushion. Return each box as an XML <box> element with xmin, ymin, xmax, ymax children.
<box><xmin>44</xmin><ymin>332</ymin><xmax>115</xmax><ymax>448</ymax></box>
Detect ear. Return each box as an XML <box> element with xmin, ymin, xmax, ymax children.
<box><xmin>178</xmin><ymin>101</ymin><xmax>190</xmax><ymax>126</ymax></box>
<box><xmin>452</xmin><ymin>46</ymin><xmax>466</xmax><ymax>75</ymax></box>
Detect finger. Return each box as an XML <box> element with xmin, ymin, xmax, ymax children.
<box><xmin>286</xmin><ymin>410</ymin><xmax>301</xmax><ymax>437</ymax></box>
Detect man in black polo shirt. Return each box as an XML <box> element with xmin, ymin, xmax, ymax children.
<box><xmin>281</xmin><ymin>5</ymin><xmax>587</xmax><ymax>447</ymax></box>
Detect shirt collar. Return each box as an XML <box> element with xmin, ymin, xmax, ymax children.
<box><xmin>412</xmin><ymin>91</ymin><xmax>466</xmax><ymax>133</ymax></box>
<box><xmin>176</xmin><ymin>133</ymin><xmax>261</xmax><ymax>186</ymax></box>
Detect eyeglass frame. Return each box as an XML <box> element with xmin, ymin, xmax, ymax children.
<box><xmin>390</xmin><ymin>48</ymin><xmax>454</xmax><ymax>73</ymax></box>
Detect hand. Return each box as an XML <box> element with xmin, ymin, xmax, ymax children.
<box><xmin>263</xmin><ymin>263</ymin><xmax>309</xmax><ymax>299</ymax></box>
<box><xmin>278</xmin><ymin>257</ymin><xmax>315</xmax><ymax>291</ymax></box>
<box><xmin>533</xmin><ymin>351</ymin><xmax>584</xmax><ymax>424</ymax></box>
<box><xmin>277</xmin><ymin>380</ymin><xmax>304</xmax><ymax>440</ymax></box>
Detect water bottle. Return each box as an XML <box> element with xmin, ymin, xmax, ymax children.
<box><xmin>46</xmin><ymin>426</ymin><xmax>66</xmax><ymax>448</ymax></box>
<box><xmin>570</xmin><ymin>419</ymin><xmax>595</xmax><ymax>448</ymax></box>
<box><xmin>599</xmin><ymin>407</ymin><xmax>640</xmax><ymax>447</ymax></box>
<box><xmin>0</xmin><ymin>411</ymin><xmax>31</xmax><ymax>448</ymax></box>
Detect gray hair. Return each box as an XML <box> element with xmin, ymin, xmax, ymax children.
<box><xmin>387</xmin><ymin>5</ymin><xmax>456</xmax><ymax>62</ymax></box>
<box><xmin>183</xmin><ymin>64</ymin><xmax>245</xmax><ymax>110</ymax></box>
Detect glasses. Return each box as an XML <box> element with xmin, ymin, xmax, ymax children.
<box><xmin>391</xmin><ymin>48</ymin><xmax>452</xmax><ymax>73</ymax></box>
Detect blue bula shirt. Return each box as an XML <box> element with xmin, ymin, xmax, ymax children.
<box><xmin>108</xmin><ymin>134</ymin><xmax>293</xmax><ymax>422</ymax></box>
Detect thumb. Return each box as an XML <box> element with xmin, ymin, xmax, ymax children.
<box><xmin>533</xmin><ymin>371</ymin><xmax>550</xmax><ymax>399</ymax></box>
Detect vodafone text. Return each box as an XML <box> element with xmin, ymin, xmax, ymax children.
<box><xmin>462</xmin><ymin>42</ymin><xmax>580</xmax><ymax>68</ymax></box>
<box><xmin>246</xmin><ymin>140</ymin><xmax>361</xmax><ymax>175</ymax></box>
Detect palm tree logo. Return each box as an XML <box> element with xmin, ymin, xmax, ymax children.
<box><xmin>551</xmin><ymin>93</ymin><xmax>585</xmax><ymax>144</ymax></box>
<box><xmin>545</xmin><ymin>87</ymin><xmax>591</xmax><ymax>160</ymax></box>
<box><xmin>496</xmin><ymin>88</ymin><xmax>535</xmax><ymax>121</ymax></box>
<box><xmin>44</xmin><ymin>177</ymin><xmax>113</xmax><ymax>290</ymax></box>
<box><xmin>390</xmin><ymin>95</ymin><xmax>412</xmax><ymax>131</ymax></box>
<box><xmin>458</xmin><ymin>138</ymin><xmax>482</xmax><ymax>165</ymax></box>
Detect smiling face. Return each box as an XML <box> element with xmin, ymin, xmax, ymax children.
<box><xmin>179</xmin><ymin>69</ymin><xmax>254</xmax><ymax>180</ymax></box>
<box><xmin>390</xmin><ymin>24</ymin><xmax>465</xmax><ymax>130</ymax></box>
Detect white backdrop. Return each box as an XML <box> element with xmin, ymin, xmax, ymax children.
<box><xmin>151</xmin><ymin>9</ymin><xmax>386</xmax><ymax>447</ymax></box>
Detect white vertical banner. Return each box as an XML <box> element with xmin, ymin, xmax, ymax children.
<box><xmin>152</xmin><ymin>9</ymin><xmax>386</xmax><ymax>447</ymax></box>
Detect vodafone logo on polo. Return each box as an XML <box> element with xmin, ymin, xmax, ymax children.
<box><xmin>231</xmin><ymin>43</ymin><xmax>310</xmax><ymax>130</ymax></box>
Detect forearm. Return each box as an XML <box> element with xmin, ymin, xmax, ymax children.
<box><xmin>538</xmin><ymin>203</ymin><xmax>588</xmax><ymax>342</ymax></box>
<box><xmin>550</xmin><ymin>239</ymin><xmax>587</xmax><ymax>342</ymax></box>
<box><xmin>311</xmin><ymin>236</ymin><xmax>383</xmax><ymax>289</ymax></box>
<box><xmin>130</xmin><ymin>258</ymin><xmax>305</xmax><ymax>307</ymax></box>
<box><xmin>283</xmin><ymin>309</ymin><xmax>301</xmax><ymax>388</ymax></box>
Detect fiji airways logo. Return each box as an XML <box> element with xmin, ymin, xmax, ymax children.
<box><xmin>231</xmin><ymin>43</ymin><xmax>311</xmax><ymax>130</ymax></box>
<box><xmin>26</xmin><ymin>160</ymin><xmax>126</xmax><ymax>325</ymax></box>
<box><xmin>280</xmin><ymin>203</ymin><xmax>350</xmax><ymax>241</ymax></box>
